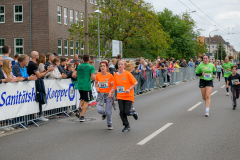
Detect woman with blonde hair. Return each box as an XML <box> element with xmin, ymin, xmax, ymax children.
<box><xmin>2</xmin><ymin>59</ymin><xmax>24</xmax><ymax>81</ymax></box>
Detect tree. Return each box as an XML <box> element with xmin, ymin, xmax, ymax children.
<box><xmin>68</xmin><ymin>0</ymin><xmax>171</xmax><ymax>58</ymax></box>
<box><xmin>214</xmin><ymin>43</ymin><xmax>227</xmax><ymax>60</ymax></box>
<box><xmin>196</xmin><ymin>39</ymin><xmax>208</xmax><ymax>57</ymax></box>
<box><xmin>157</xmin><ymin>8</ymin><xmax>199</xmax><ymax>59</ymax></box>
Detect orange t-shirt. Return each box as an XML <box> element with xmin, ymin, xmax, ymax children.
<box><xmin>113</xmin><ymin>70</ymin><xmax>138</xmax><ymax>103</ymax></box>
<box><xmin>95</xmin><ymin>72</ymin><xmax>114</xmax><ymax>93</ymax></box>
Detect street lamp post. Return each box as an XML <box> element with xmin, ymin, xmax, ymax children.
<box><xmin>95</xmin><ymin>8</ymin><xmax>102</xmax><ymax>63</ymax></box>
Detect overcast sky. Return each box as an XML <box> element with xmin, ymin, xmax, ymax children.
<box><xmin>146</xmin><ymin>0</ymin><xmax>240</xmax><ymax>51</ymax></box>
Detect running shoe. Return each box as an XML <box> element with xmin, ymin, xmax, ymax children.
<box><xmin>122</xmin><ymin>125</ymin><xmax>130</xmax><ymax>132</ymax></box>
<box><xmin>108</xmin><ymin>125</ymin><xmax>113</xmax><ymax>130</ymax></box>
<box><xmin>226</xmin><ymin>92</ymin><xmax>230</xmax><ymax>96</ymax></box>
<box><xmin>40</xmin><ymin>116</ymin><xmax>49</xmax><ymax>122</ymax></box>
<box><xmin>205</xmin><ymin>111</ymin><xmax>209</xmax><ymax>117</ymax></box>
<box><xmin>79</xmin><ymin>117</ymin><xmax>86</xmax><ymax>122</ymax></box>
<box><xmin>233</xmin><ymin>105</ymin><xmax>236</xmax><ymax>110</ymax></box>
<box><xmin>133</xmin><ymin>113</ymin><xmax>138</xmax><ymax>120</ymax></box>
<box><xmin>75</xmin><ymin>108</ymin><xmax>82</xmax><ymax>118</ymax></box>
<box><xmin>102</xmin><ymin>114</ymin><xmax>106</xmax><ymax>120</ymax></box>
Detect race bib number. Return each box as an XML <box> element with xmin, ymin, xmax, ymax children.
<box><xmin>225</xmin><ymin>70</ymin><xmax>230</xmax><ymax>73</ymax></box>
<box><xmin>117</xmin><ymin>86</ymin><xmax>125</xmax><ymax>93</ymax></box>
<box><xmin>99</xmin><ymin>82</ymin><xmax>108</xmax><ymax>88</ymax></box>
<box><xmin>204</xmin><ymin>73</ymin><xmax>212</xmax><ymax>79</ymax></box>
<box><xmin>231</xmin><ymin>79</ymin><xmax>239</xmax><ymax>85</ymax></box>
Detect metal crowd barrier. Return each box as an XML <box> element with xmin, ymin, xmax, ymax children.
<box><xmin>133</xmin><ymin>67</ymin><xmax>196</xmax><ymax>95</ymax></box>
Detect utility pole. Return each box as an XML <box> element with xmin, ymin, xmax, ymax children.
<box><xmin>221</xmin><ymin>41</ymin><xmax>222</xmax><ymax>60</ymax></box>
<box><xmin>84</xmin><ymin>0</ymin><xmax>89</xmax><ymax>55</ymax></box>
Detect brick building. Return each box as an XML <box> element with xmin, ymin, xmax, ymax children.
<box><xmin>0</xmin><ymin>0</ymin><xmax>97</xmax><ymax>57</ymax></box>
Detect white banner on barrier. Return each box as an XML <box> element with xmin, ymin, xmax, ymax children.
<box><xmin>0</xmin><ymin>79</ymin><xmax>76</xmax><ymax>121</ymax></box>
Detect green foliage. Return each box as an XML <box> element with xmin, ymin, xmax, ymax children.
<box><xmin>68</xmin><ymin>0</ymin><xmax>171</xmax><ymax>59</ymax></box>
<box><xmin>214</xmin><ymin>43</ymin><xmax>227</xmax><ymax>60</ymax></box>
<box><xmin>197</xmin><ymin>40</ymin><xmax>208</xmax><ymax>56</ymax></box>
<box><xmin>157</xmin><ymin>8</ymin><xmax>199</xmax><ymax>59</ymax></box>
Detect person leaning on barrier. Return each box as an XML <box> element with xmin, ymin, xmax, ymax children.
<box><xmin>27</xmin><ymin>51</ymin><xmax>55</xmax><ymax>78</ymax></box>
<box><xmin>58</xmin><ymin>57</ymin><xmax>73</xmax><ymax>78</ymax></box>
<box><xmin>12</xmin><ymin>54</ymin><xmax>37</xmax><ymax>81</ymax></box>
<box><xmin>47</xmin><ymin>58</ymin><xmax>67</xmax><ymax>79</ymax></box>
<box><xmin>0</xmin><ymin>56</ymin><xmax>13</xmax><ymax>83</ymax></box>
<box><xmin>70</xmin><ymin>54</ymin><xmax>82</xmax><ymax>68</ymax></box>
<box><xmin>2</xmin><ymin>59</ymin><xmax>24</xmax><ymax>82</ymax></box>
<box><xmin>27</xmin><ymin>51</ymin><xmax>55</xmax><ymax>122</ymax></box>
<box><xmin>37</xmin><ymin>53</ymin><xmax>47</xmax><ymax>73</ymax></box>
<box><xmin>45</xmin><ymin>53</ymin><xmax>55</xmax><ymax>68</ymax></box>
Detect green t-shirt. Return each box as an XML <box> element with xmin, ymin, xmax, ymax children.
<box><xmin>222</xmin><ymin>62</ymin><xmax>233</xmax><ymax>78</ymax></box>
<box><xmin>77</xmin><ymin>63</ymin><xmax>95</xmax><ymax>91</ymax></box>
<box><xmin>195</xmin><ymin>63</ymin><xmax>216</xmax><ymax>81</ymax></box>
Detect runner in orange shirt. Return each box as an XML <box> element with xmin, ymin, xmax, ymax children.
<box><xmin>109</xmin><ymin>60</ymin><xmax>138</xmax><ymax>132</ymax></box>
<box><xmin>95</xmin><ymin>61</ymin><xmax>114</xmax><ymax>130</ymax></box>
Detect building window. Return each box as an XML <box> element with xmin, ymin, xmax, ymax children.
<box><xmin>70</xmin><ymin>40</ymin><xmax>74</xmax><ymax>56</ymax></box>
<box><xmin>95</xmin><ymin>0</ymin><xmax>98</xmax><ymax>5</ymax></box>
<box><xmin>212</xmin><ymin>46</ymin><xmax>214</xmax><ymax>48</ymax></box>
<box><xmin>90</xmin><ymin>0</ymin><xmax>93</xmax><ymax>4</ymax></box>
<box><xmin>14</xmin><ymin>38</ymin><xmax>24</xmax><ymax>54</ymax></box>
<box><xmin>57</xmin><ymin>6</ymin><xmax>61</xmax><ymax>24</ymax></box>
<box><xmin>81</xmin><ymin>13</ymin><xmax>84</xmax><ymax>26</ymax></box>
<box><xmin>0</xmin><ymin>39</ymin><xmax>5</xmax><ymax>54</ymax></box>
<box><xmin>64</xmin><ymin>8</ymin><xmax>67</xmax><ymax>25</ymax></box>
<box><xmin>75</xmin><ymin>11</ymin><xmax>79</xmax><ymax>24</ymax></box>
<box><xmin>58</xmin><ymin>39</ymin><xmax>62</xmax><ymax>56</ymax></box>
<box><xmin>0</xmin><ymin>6</ymin><xmax>5</xmax><ymax>23</ymax></box>
<box><xmin>14</xmin><ymin>5</ymin><xmax>23</xmax><ymax>22</ymax></box>
<box><xmin>76</xmin><ymin>41</ymin><xmax>79</xmax><ymax>55</ymax></box>
<box><xmin>64</xmin><ymin>40</ymin><xmax>68</xmax><ymax>56</ymax></box>
<box><xmin>70</xmin><ymin>10</ymin><xmax>73</xmax><ymax>25</ymax></box>
<box><xmin>81</xmin><ymin>42</ymin><xmax>84</xmax><ymax>55</ymax></box>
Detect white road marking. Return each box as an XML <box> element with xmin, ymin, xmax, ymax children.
<box><xmin>221</xmin><ymin>85</ymin><xmax>226</xmax><ymax>88</ymax></box>
<box><xmin>187</xmin><ymin>102</ymin><xmax>202</xmax><ymax>111</ymax></box>
<box><xmin>137</xmin><ymin>123</ymin><xmax>173</xmax><ymax>145</ymax></box>
<box><xmin>211</xmin><ymin>91</ymin><xmax>218</xmax><ymax>96</ymax></box>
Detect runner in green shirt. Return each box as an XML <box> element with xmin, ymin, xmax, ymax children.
<box><xmin>195</xmin><ymin>55</ymin><xmax>216</xmax><ymax>117</ymax></box>
<box><xmin>75</xmin><ymin>54</ymin><xmax>95</xmax><ymax>122</ymax></box>
<box><xmin>222</xmin><ymin>57</ymin><xmax>233</xmax><ymax>96</ymax></box>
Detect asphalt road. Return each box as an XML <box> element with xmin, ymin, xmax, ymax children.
<box><xmin>1</xmin><ymin>76</ymin><xmax>240</xmax><ymax>160</ymax></box>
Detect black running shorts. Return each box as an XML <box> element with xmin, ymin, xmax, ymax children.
<box><xmin>79</xmin><ymin>90</ymin><xmax>93</xmax><ymax>102</ymax></box>
<box><xmin>199</xmin><ymin>79</ymin><xmax>213</xmax><ymax>88</ymax></box>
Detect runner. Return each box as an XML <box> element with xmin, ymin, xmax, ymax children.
<box><xmin>109</xmin><ymin>60</ymin><xmax>138</xmax><ymax>132</ymax></box>
<box><xmin>195</xmin><ymin>55</ymin><xmax>216</xmax><ymax>117</ymax></box>
<box><xmin>95</xmin><ymin>61</ymin><xmax>114</xmax><ymax>130</ymax></box>
<box><xmin>223</xmin><ymin>57</ymin><xmax>233</xmax><ymax>96</ymax></box>
<box><xmin>75</xmin><ymin>54</ymin><xmax>95</xmax><ymax>122</ymax></box>
<box><xmin>226</xmin><ymin>66</ymin><xmax>240</xmax><ymax>110</ymax></box>
<box><xmin>216</xmin><ymin>62</ymin><xmax>222</xmax><ymax>81</ymax></box>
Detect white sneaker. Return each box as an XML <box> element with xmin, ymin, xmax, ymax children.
<box><xmin>8</xmin><ymin>126</ymin><xmax>15</xmax><ymax>131</ymax></box>
<box><xmin>40</xmin><ymin>116</ymin><xmax>49</xmax><ymax>122</ymax></box>
<box><xmin>226</xmin><ymin>92</ymin><xmax>230</xmax><ymax>96</ymax></box>
<box><xmin>205</xmin><ymin>111</ymin><xmax>209</xmax><ymax>117</ymax></box>
<box><xmin>1</xmin><ymin>130</ymin><xmax>5</xmax><ymax>134</ymax></box>
<box><xmin>2</xmin><ymin>127</ymin><xmax>10</xmax><ymax>131</ymax></box>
